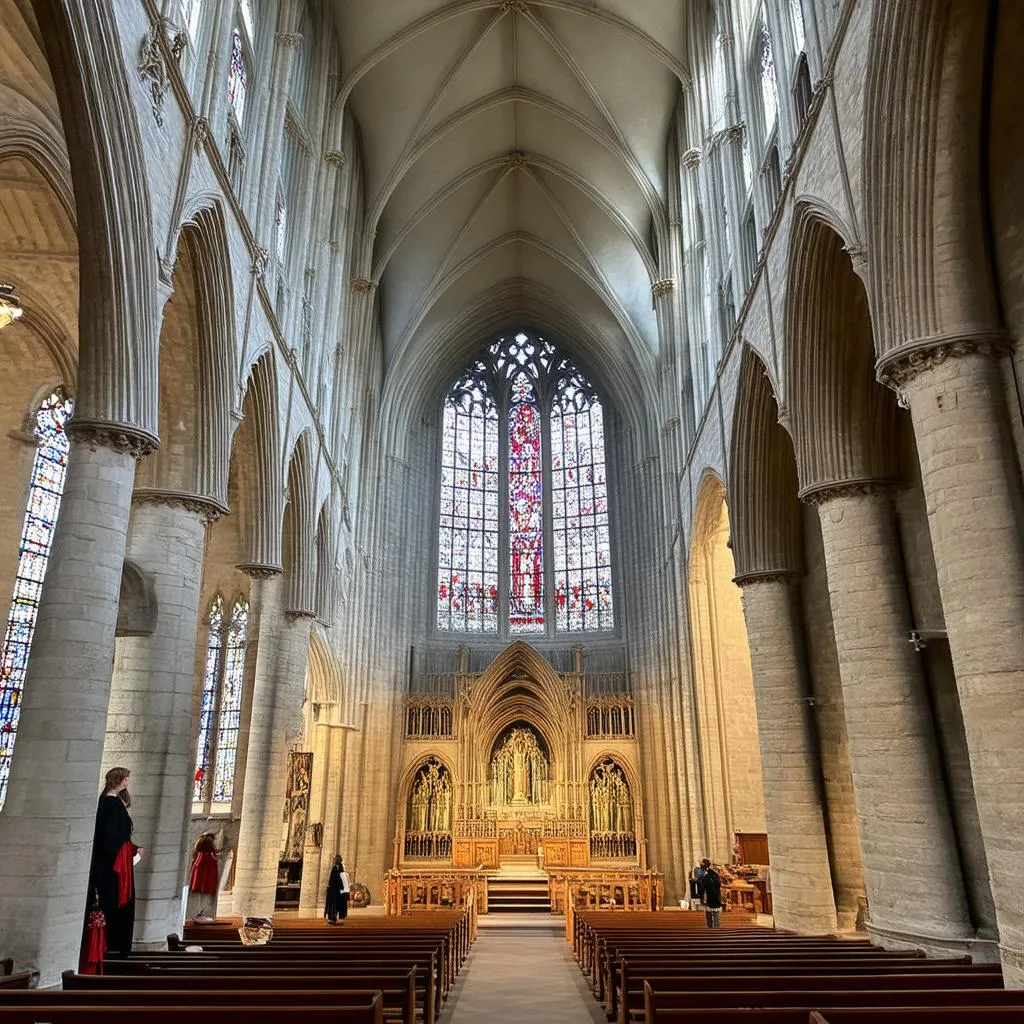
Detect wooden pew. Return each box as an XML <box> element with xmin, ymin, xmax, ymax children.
<box><xmin>636</xmin><ymin>1011</ymin><xmax>1024</xmax><ymax>1023</ymax></box>
<box><xmin>0</xmin><ymin>975</ymin><xmax>34</xmax><ymax>991</ymax></box>
<box><xmin>614</xmin><ymin>965</ymin><xmax>1003</xmax><ymax>1024</ymax></box>
<box><xmin>134</xmin><ymin>947</ymin><xmax>443</xmax><ymax>1017</ymax></box>
<box><xmin>60</xmin><ymin>972</ymin><xmax>416</xmax><ymax>1024</ymax></box>
<box><xmin>644</xmin><ymin>983</ymin><xmax>1024</xmax><ymax>1021</ymax></box>
<box><xmin>104</xmin><ymin>961</ymin><xmax>437</xmax><ymax>1024</ymax></box>
<box><xmin>2</xmin><ymin>986</ymin><xmax>406</xmax><ymax>1022</ymax></box>
<box><xmin>0</xmin><ymin>999</ymin><xmax>383</xmax><ymax>1023</ymax></box>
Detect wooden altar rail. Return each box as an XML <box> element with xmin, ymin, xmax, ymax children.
<box><xmin>550</xmin><ymin>869</ymin><xmax>663</xmax><ymax>928</ymax></box>
<box><xmin>384</xmin><ymin>871</ymin><xmax>485</xmax><ymax>931</ymax></box>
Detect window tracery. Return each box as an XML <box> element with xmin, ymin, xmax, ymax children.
<box><xmin>0</xmin><ymin>390</ymin><xmax>72</xmax><ymax>810</ymax></box>
<box><xmin>436</xmin><ymin>332</ymin><xmax>614</xmax><ymax>636</ymax></box>
<box><xmin>193</xmin><ymin>595</ymin><xmax>249</xmax><ymax>809</ymax></box>
<box><xmin>759</xmin><ymin>7</ymin><xmax>779</xmax><ymax>137</ymax></box>
<box><xmin>228</xmin><ymin>28</ymin><xmax>248</xmax><ymax>121</ymax></box>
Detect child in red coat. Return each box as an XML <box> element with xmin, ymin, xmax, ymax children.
<box><xmin>188</xmin><ymin>832</ymin><xmax>221</xmax><ymax>923</ymax></box>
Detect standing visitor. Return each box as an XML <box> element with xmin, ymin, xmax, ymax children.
<box><xmin>325</xmin><ymin>855</ymin><xmax>350</xmax><ymax>924</ymax></box>
<box><xmin>84</xmin><ymin>767</ymin><xmax>143</xmax><ymax>960</ymax></box>
<box><xmin>697</xmin><ymin>858</ymin><xmax>723</xmax><ymax>929</ymax></box>
<box><xmin>188</xmin><ymin>832</ymin><xmax>221</xmax><ymax>923</ymax></box>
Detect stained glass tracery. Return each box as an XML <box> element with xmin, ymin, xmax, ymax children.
<box><xmin>508</xmin><ymin>375</ymin><xmax>545</xmax><ymax>633</ymax></box>
<box><xmin>228</xmin><ymin>28</ymin><xmax>248</xmax><ymax>121</ymax></box>
<box><xmin>759</xmin><ymin>7</ymin><xmax>778</xmax><ymax>136</ymax></box>
<box><xmin>437</xmin><ymin>376</ymin><xmax>499</xmax><ymax>632</ymax></box>
<box><xmin>436</xmin><ymin>332</ymin><xmax>614</xmax><ymax>635</ymax></box>
<box><xmin>193</xmin><ymin>596</ymin><xmax>249</xmax><ymax>807</ymax></box>
<box><xmin>551</xmin><ymin>376</ymin><xmax>613</xmax><ymax>632</ymax></box>
<box><xmin>0</xmin><ymin>390</ymin><xmax>73</xmax><ymax>811</ymax></box>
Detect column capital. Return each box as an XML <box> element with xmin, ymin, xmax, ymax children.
<box><xmin>276</xmin><ymin>32</ymin><xmax>303</xmax><ymax>49</ymax></box>
<box><xmin>237</xmin><ymin>562</ymin><xmax>283</xmax><ymax>580</ymax></box>
<box><xmin>285</xmin><ymin>608</ymin><xmax>317</xmax><ymax>622</ymax></box>
<box><xmin>876</xmin><ymin>332</ymin><xmax>1010</xmax><ymax>390</ymax></box>
<box><xmin>733</xmin><ymin>570</ymin><xmax>797</xmax><ymax>588</ymax></box>
<box><xmin>680</xmin><ymin>147</ymin><xmax>702</xmax><ymax>170</ymax></box>
<box><xmin>350</xmin><ymin>277</ymin><xmax>376</xmax><ymax>294</ymax></box>
<box><xmin>799</xmin><ymin>478</ymin><xmax>892</xmax><ymax>508</ymax></box>
<box><xmin>324</xmin><ymin>150</ymin><xmax>346</xmax><ymax>169</ymax></box>
<box><xmin>652</xmin><ymin>278</ymin><xmax>676</xmax><ymax>301</ymax></box>
<box><xmin>67</xmin><ymin>419</ymin><xmax>159</xmax><ymax>462</ymax></box>
<box><xmin>131</xmin><ymin>488</ymin><xmax>228</xmax><ymax>522</ymax></box>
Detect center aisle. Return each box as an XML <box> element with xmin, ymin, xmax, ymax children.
<box><xmin>440</xmin><ymin>914</ymin><xmax>606</xmax><ymax>1023</ymax></box>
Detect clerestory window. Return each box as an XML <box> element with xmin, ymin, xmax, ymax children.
<box><xmin>436</xmin><ymin>331</ymin><xmax>614</xmax><ymax>636</ymax></box>
<box><xmin>193</xmin><ymin>595</ymin><xmax>249</xmax><ymax>812</ymax></box>
<box><xmin>0</xmin><ymin>390</ymin><xmax>73</xmax><ymax>810</ymax></box>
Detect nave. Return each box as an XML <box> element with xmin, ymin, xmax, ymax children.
<box><xmin>439</xmin><ymin>915</ymin><xmax>604</xmax><ymax>1024</ymax></box>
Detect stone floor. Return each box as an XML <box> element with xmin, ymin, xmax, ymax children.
<box><xmin>439</xmin><ymin>914</ymin><xmax>606</xmax><ymax>1023</ymax></box>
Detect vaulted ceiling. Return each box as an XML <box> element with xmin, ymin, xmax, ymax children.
<box><xmin>330</xmin><ymin>1</ymin><xmax>689</xmax><ymax>383</ymax></box>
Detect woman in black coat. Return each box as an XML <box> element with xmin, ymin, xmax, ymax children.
<box><xmin>324</xmin><ymin>855</ymin><xmax>350</xmax><ymax>924</ymax></box>
<box><xmin>86</xmin><ymin>767</ymin><xmax>143</xmax><ymax>957</ymax></box>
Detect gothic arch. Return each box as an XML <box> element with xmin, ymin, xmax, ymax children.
<box><xmin>728</xmin><ymin>345</ymin><xmax>801</xmax><ymax>579</ymax></box>
<box><xmin>134</xmin><ymin>209</ymin><xmax>235</xmax><ymax>510</ymax></box>
<box><xmin>283</xmin><ymin>430</ymin><xmax>318</xmax><ymax>615</ymax></box>
<box><xmin>232</xmin><ymin>351</ymin><xmax>284</xmax><ymax>572</ymax></box>
<box><xmin>784</xmin><ymin>215</ymin><xmax>899</xmax><ymax>493</ymax></box>
<box><xmin>686</xmin><ymin>471</ymin><xmax>765</xmax><ymax>862</ymax></box>
<box><xmin>864</xmin><ymin>0</ymin><xmax>1001</xmax><ymax>356</ymax></box>
<box><xmin>33</xmin><ymin>0</ymin><xmax>160</xmax><ymax>440</ymax></box>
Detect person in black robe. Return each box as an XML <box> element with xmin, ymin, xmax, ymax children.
<box><xmin>324</xmin><ymin>855</ymin><xmax>350</xmax><ymax>924</ymax></box>
<box><xmin>85</xmin><ymin>767</ymin><xmax>143</xmax><ymax>958</ymax></box>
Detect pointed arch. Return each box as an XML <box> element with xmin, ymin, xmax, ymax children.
<box><xmin>284</xmin><ymin>430</ymin><xmax>317</xmax><ymax>615</ymax></box>
<box><xmin>728</xmin><ymin>346</ymin><xmax>801</xmax><ymax>579</ymax></box>
<box><xmin>234</xmin><ymin>351</ymin><xmax>283</xmax><ymax>572</ymax></box>
<box><xmin>784</xmin><ymin>211</ymin><xmax>899</xmax><ymax>493</ymax></box>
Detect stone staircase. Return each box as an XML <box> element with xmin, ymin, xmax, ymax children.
<box><xmin>487</xmin><ymin>856</ymin><xmax>552</xmax><ymax>913</ymax></box>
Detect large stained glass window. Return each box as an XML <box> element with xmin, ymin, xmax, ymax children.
<box><xmin>192</xmin><ymin>597</ymin><xmax>224</xmax><ymax>802</ymax></box>
<box><xmin>436</xmin><ymin>332</ymin><xmax>614</xmax><ymax>636</ymax></box>
<box><xmin>228</xmin><ymin>29</ymin><xmax>248</xmax><ymax>121</ymax></box>
<box><xmin>758</xmin><ymin>6</ymin><xmax>778</xmax><ymax>137</ymax></box>
<box><xmin>508</xmin><ymin>375</ymin><xmax>544</xmax><ymax>633</ymax></box>
<box><xmin>437</xmin><ymin>372</ymin><xmax>499</xmax><ymax>632</ymax></box>
<box><xmin>0</xmin><ymin>390</ymin><xmax>73</xmax><ymax>810</ymax></box>
<box><xmin>551</xmin><ymin>371</ymin><xmax>613</xmax><ymax>631</ymax></box>
<box><xmin>193</xmin><ymin>595</ymin><xmax>248</xmax><ymax>809</ymax></box>
<box><xmin>212</xmin><ymin>598</ymin><xmax>248</xmax><ymax>804</ymax></box>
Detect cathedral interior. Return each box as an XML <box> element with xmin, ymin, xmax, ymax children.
<box><xmin>1</xmin><ymin>0</ymin><xmax>1024</xmax><ymax>1007</ymax></box>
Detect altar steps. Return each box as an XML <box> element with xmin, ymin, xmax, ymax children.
<box><xmin>488</xmin><ymin>877</ymin><xmax>552</xmax><ymax>914</ymax></box>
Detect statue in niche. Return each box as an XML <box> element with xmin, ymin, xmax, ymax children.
<box><xmin>490</xmin><ymin>725</ymin><xmax>549</xmax><ymax>805</ymax></box>
<box><xmin>407</xmin><ymin>758</ymin><xmax>452</xmax><ymax>833</ymax></box>
<box><xmin>589</xmin><ymin>758</ymin><xmax>633</xmax><ymax>833</ymax></box>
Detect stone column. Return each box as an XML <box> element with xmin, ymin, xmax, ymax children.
<box><xmin>0</xmin><ymin>428</ymin><xmax>146</xmax><ymax>985</ymax></box>
<box><xmin>808</xmin><ymin>481</ymin><xmax>972</xmax><ymax>948</ymax></box>
<box><xmin>230</xmin><ymin>574</ymin><xmax>312</xmax><ymax>919</ymax></box>
<box><xmin>881</xmin><ymin>340</ymin><xmax>1024</xmax><ymax>985</ymax></box>
<box><xmin>101</xmin><ymin>493</ymin><xmax>217</xmax><ymax>944</ymax></box>
<box><xmin>738</xmin><ymin>572</ymin><xmax>838</xmax><ymax>934</ymax></box>
<box><xmin>297</xmin><ymin>718</ymin><xmax>331</xmax><ymax>916</ymax></box>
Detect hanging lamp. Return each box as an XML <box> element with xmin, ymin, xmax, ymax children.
<box><xmin>0</xmin><ymin>284</ymin><xmax>23</xmax><ymax>330</ymax></box>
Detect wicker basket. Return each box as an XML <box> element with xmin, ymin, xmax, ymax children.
<box><xmin>238</xmin><ymin>917</ymin><xmax>273</xmax><ymax>946</ymax></box>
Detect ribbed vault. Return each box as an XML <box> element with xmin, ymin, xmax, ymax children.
<box><xmin>330</xmin><ymin>0</ymin><xmax>687</xmax><ymax>379</ymax></box>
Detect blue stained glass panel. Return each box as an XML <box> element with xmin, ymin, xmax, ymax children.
<box><xmin>0</xmin><ymin>391</ymin><xmax>73</xmax><ymax>810</ymax></box>
<box><xmin>212</xmin><ymin>599</ymin><xmax>248</xmax><ymax>804</ymax></box>
<box><xmin>552</xmin><ymin>385</ymin><xmax>613</xmax><ymax>632</ymax></box>
<box><xmin>437</xmin><ymin>379</ymin><xmax>499</xmax><ymax>632</ymax></box>
<box><xmin>193</xmin><ymin>597</ymin><xmax>224</xmax><ymax>802</ymax></box>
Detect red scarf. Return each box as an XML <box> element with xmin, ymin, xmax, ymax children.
<box><xmin>113</xmin><ymin>841</ymin><xmax>137</xmax><ymax>906</ymax></box>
